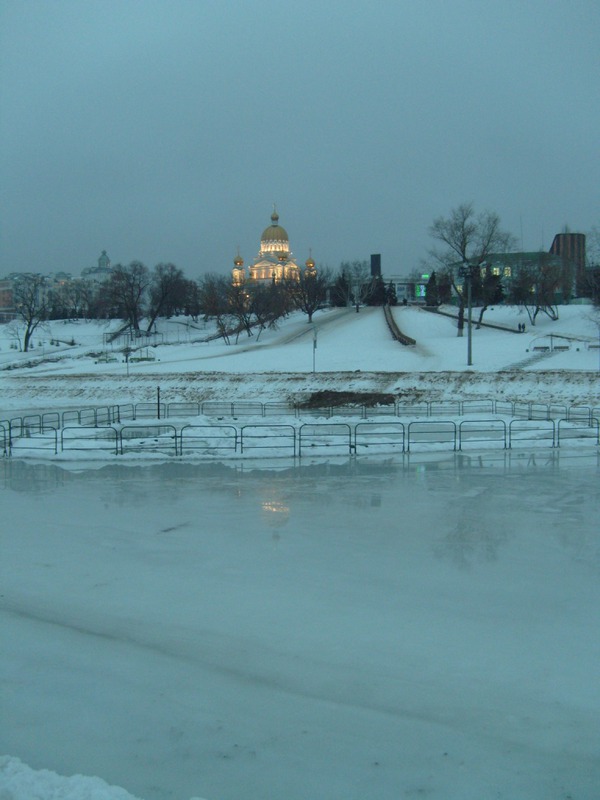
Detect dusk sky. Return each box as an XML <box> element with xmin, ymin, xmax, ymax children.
<box><xmin>1</xmin><ymin>0</ymin><xmax>598</xmax><ymax>279</ymax></box>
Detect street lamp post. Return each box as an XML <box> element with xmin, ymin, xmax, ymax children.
<box><xmin>459</xmin><ymin>263</ymin><xmax>474</xmax><ymax>366</ymax></box>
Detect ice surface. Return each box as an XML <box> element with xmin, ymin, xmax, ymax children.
<box><xmin>1</xmin><ymin>452</ymin><xmax>599</xmax><ymax>799</ymax></box>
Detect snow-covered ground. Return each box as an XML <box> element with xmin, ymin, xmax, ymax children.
<box><xmin>1</xmin><ymin>305</ymin><xmax>599</xmax><ymax>799</ymax></box>
<box><xmin>1</xmin><ymin>304</ymin><xmax>599</xmax><ymax>414</ymax></box>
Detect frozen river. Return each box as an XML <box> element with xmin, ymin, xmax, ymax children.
<box><xmin>1</xmin><ymin>451</ymin><xmax>599</xmax><ymax>800</ymax></box>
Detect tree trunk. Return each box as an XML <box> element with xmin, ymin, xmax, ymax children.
<box><xmin>456</xmin><ymin>303</ymin><xmax>465</xmax><ymax>337</ymax></box>
<box><xmin>476</xmin><ymin>305</ymin><xmax>488</xmax><ymax>329</ymax></box>
<box><xmin>23</xmin><ymin>327</ymin><xmax>33</xmax><ymax>353</ymax></box>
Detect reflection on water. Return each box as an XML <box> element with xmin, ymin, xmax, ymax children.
<box><xmin>2</xmin><ymin>450</ymin><xmax>598</xmax><ymax>574</ymax></box>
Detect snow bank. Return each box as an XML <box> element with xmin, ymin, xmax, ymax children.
<box><xmin>0</xmin><ymin>755</ymin><xmax>145</xmax><ymax>799</ymax></box>
<box><xmin>0</xmin><ymin>756</ymin><xmax>207</xmax><ymax>800</ymax></box>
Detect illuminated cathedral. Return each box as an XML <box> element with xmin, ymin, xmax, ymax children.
<box><xmin>232</xmin><ymin>208</ymin><xmax>316</xmax><ymax>285</ymax></box>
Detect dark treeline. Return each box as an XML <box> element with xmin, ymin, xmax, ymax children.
<box><xmin>40</xmin><ymin>260</ymin><xmax>395</xmax><ymax>348</ymax></box>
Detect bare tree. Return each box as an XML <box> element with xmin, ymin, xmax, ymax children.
<box><xmin>13</xmin><ymin>274</ymin><xmax>48</xmax><ymax>352</ymax></box>
<box><xmin>284</xmin><ymin>267</ymin><xmax>331</xmax><ymax>323</ymax></box>
<box><xmin>198</xmin><ymin>274</ymin><xmax>231</xmax><ymax>343</ymax></box>
<box><xmin>250</xmin><ymin>282</ymin><xmax>289</xmax><ymax>340</ymax></box>
<box><xmin>429</xmin><ymin>203</ymin><xmax>516</xmax><ymax>334</ymax></box>
<box><xmin>507</xmin><ymin>254</ymin><xmax>561</xmax><ymax>324</ymax></box>
<box><xmin>146</xmin><ymin>263</ymin><xmax>186</xmax><ymax>332</ymax></box>
<box><xmin>182</xmin><ymin>278</ymin><xmax>202</xmax><ymax>321</ymax></box>
<box><xmin>104</xmin><ymin>262</ymin><xmax>150</xmax><ymax>332</ymax></box>
<box><xmin>587</xmin><ymin>225</ymin><xmax>600</xmax><ymax>267</ymax></box>
<box><xmin>226</xmin><ymin>281</ymin><xmax>254</xmax><ymax>342</ymax></box>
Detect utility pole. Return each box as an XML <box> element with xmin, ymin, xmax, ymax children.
<box><xmin>459</xmin><ymin>263</ymin><xmax>474</xmax><ymax>366</ymax></box>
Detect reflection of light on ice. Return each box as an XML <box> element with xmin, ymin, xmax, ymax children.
<box><xmin>262</xmin><ymin>500</ymin><xmax>289</xmax><ymax>514</ymax></box>
<box><xmin>261</xmin><ymin>499</ymin><xmax>290</xmax><ymax>527</ymax></box>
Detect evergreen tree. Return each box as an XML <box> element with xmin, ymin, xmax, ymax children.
<box><xmin>385</xmin><ymin>281</ymin><xmax>397</xmax><ymax>306</ymax></box>
<box><xmin>425</xmin><ymin>272</ymin><xmax>440</xmax><ymax>306</ymax></box>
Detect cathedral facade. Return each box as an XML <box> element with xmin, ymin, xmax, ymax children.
<box><xmin>232</xmin><ymin>209</ymin><xmax>315</xmax><ymax>285</ymax></box>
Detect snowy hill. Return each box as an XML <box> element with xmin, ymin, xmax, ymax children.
<box><xmin>1</xmin><ymin>304</ymin><xmax>599</xmax><ymax>414</ymax></box>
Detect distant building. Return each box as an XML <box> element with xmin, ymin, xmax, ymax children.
<box><xmin>81</xmin><ymin>250</ymin><xmax>112</xmax><ymax>281</ymax></box>
<box><xmin>549</xmin><ymin>232</ymin><xmax>587</xmax><ymax>294</ymax></box>
<box><xmin>232</xmin><ymin>209</ymin><xmax>315</xmax><ymax>285</ymax></box>
<box><xmin>383</xmin><ymin>273</ymin><xmax>428</xmax><ymax>304</ymax></box>
<box><xmin>0</xmin><ymin>279</ymin><xmax>15</xmax><ymax>322</ymax></box>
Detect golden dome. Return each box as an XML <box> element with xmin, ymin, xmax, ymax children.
<box><xmin>261</xmin><ymin>209</ymin><xmax>289</xmax><ymax>243</ymax></box>
<box><xmin>305</xmin><ymin>255</ymin><xmax>315</xmax><ymax>269</ymax></box>
<box><xmin>233</xmin><ymin>252</ymin><xmax>244</xmax><ymax>267</ymax></box>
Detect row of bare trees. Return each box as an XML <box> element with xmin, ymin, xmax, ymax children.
<box><xmin>10</xmin><ymin>263</ymin><xmax>335</xmax><ymax>351</ymax></box>
<box><xmin>198</xmin><ymin>268</ymin><xmax>332</xmax><ymax>343</ymax></box>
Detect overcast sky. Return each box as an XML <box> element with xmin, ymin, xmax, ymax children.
<box><xmin>1</xmin><ymin>0</ymin><xmax>598</xmax><ymax>279</ymax></box>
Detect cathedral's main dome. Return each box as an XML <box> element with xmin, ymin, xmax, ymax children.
<box><xmin>261</xmin><ymin>209</ymin><xmax>289</xmax><ymax>244</ymax></box>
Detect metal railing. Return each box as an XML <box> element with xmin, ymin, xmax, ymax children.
<box><xmin>3</xmin><ymin>399</ymin><xmax>598</xmax><ymax>433</ymax></box>
<box><xmin>3</xmin><ymin>397</ymin><xmax>599</xmax><ymax>460</ymax></box>
<box><xmin>3</xmin><ymin>417</ymin><xmax>600</xmax><ymax>459</ymax></box>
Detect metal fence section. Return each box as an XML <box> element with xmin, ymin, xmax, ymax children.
<box><xmin>461</xmin><ymin>399</ymin><xmax>494</xmax><ymax>415</ymax></box>
<box><xmin>240</xmin><ymin>425</ymin><xmax>296</xmax><ymax>455</ymax></box>
<box><xmin>567</xmin><ymin>406</ymin><xmax>592</xmax><ymax>424</ymax></box>
<box><xmin>494</xmin><ymin>400</ymin><xmax>515</xmax><ymax>416</ymax></box>
<box><xmin>508</xmin><ymin>419</ymin><xmax>556</xmax><ymax>449</ymax></box>
<box><xmin>42</xmin><ymin>412</ymin><xmax>60</xmax><ymax>430</ymax></box>
<box><xmin>354</xmin><ymin>422</ymin><xmax>405</xmax><ymax>453</ymax></box>
<box><xmin>180</xmin><ymin>424</ymin><xmax>238</xmax><ymax>456</ymax></box>
<box><xmin>557</xmin><ymin>418</ymin><xmax>600</xmax><ymax>447</ymax></box>
<box><xmin>299</xmin><ymin>423</ymin><xmax>352</xmax><ymax>456</ymax></box>
<box><xmin>430</xmin><ymin>401</ymin><xmax>461</xmax><ymax>417</ymax></box>
<box><xmin>61</xmin><ymin>426</ymin><xmax>119</xmax><ymax>455</ymax></box>
<box><xmin>512</xmin><ymin>402</ymin><xmax>532</xmax><ymax>419</ymax></box>
<box><xmin>79</xmin><ymin>408</ymin><xmax>97</xmax><ymax>426</ymax></box>
<box><xmin>200</xmin><ymin>401</ymin><xmax>237</xmax><ymax>417</ymax></box>
<box><xmin>1</xmin><ymin>422</ymin><xmax>9</xmax><ymax>456</ymax></box>
<box><xmin>548</xmin><ymin>403</ymin><xmax>568</xmax><ymax>419</ymax></box>
<box><xmin>167</xmin><ymin>402</ymin><xmax>201</xmax><ymax>418</ymax></box>
<box><xmin>134</xmin><ymin>402</ymin><xmax>166</xmax><ymax>420</ymax></box>
<box><xmin>200</xmin><ymin>401</ymin><xmax>265</xmax><ymax>418</ymax></box>
<box><xmin>530</xmin><ymin>403</ymin><xmax>551</xmax><ymax>420</ymax></box>
<box><xmin>263</xmin><ymin>402</ymin><xmax>297</xmax><ymax>417</ymax></box>
<box><xmin>459</xmin><ymin>419</ymin><xmax>507</xmax><ymax>450</ymax></box>
<box><xmin>23</xmin><ymin>415</ymin><xmax>42</xmax><ymax>435</ymax></box>
<box><xmin>94</xmin><ymin>406</ymin><xmax>116</xmax><ymax>425</ymax></box>
<box><xmin>107</xmin><ymin>404</ymin><xmax>133</xmax><ymax>423</ymax></box>
<box><xmin>407</xmin><ymin>421</ymin><xmax>457</xmax><ymax>452</ymax></box>
<box><xmin>363</xmin><ymin>405</ymin><xmax>398</xmax><ymax>417</ymax></box>
<box><xmin>10</xmin><ymin>426</ymin><xmax>58</xmax><ymax>455</ymax></box>
<box><xmin>396</xmin><ymin>402</ymin><xmax>429</xmax><ymax>418</ymax></box>
<box><xmin>120</xmin><ymin>425</ymin><xmax>178</xmax><ymax>455</ymax></box>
